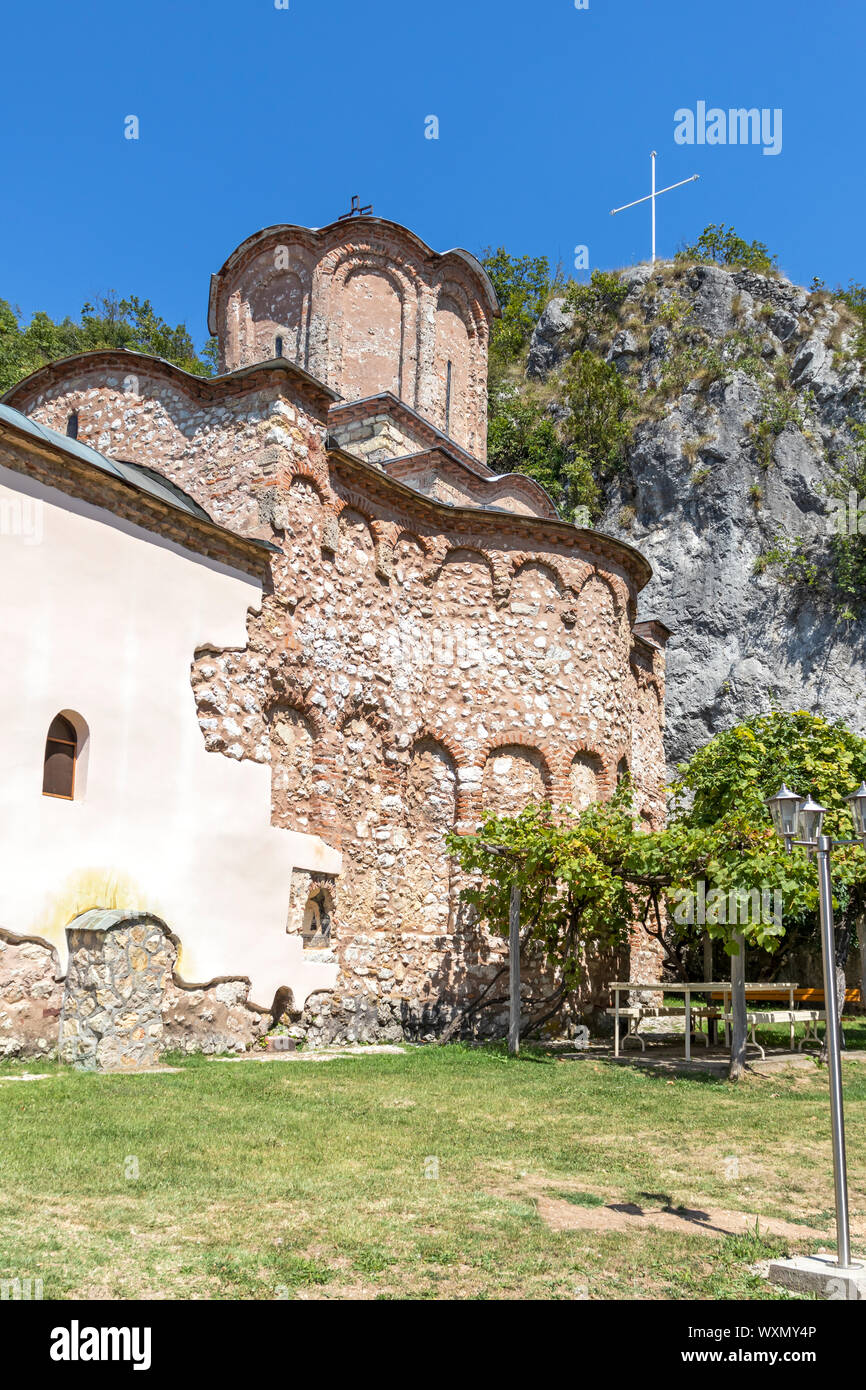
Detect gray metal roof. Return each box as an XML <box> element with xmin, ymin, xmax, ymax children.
<box><xmin>66</xmin><ymin>909</ymin><xmax>162</xmax><ymax>935</ymax></box>
<box><xmin>0</xmin><ymin>402</ymin><xmax>213</xmax><ymax>521</ymax></box>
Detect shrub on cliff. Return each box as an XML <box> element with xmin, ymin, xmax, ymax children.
<box><xmin>486</xmin><ymin>389</ymin><xmax>599</xmax><ymax>521</ymax></box>
<box><xmin>482</xmin><ymin>247</ymin><xmax>564</xmax><ymax>373</ymax></box>
<box><xmin>676</xmin><ymin>223</ymin><xmax>777</xmax><ymax>274</ymax></box>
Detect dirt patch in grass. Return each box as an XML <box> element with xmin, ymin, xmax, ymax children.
<box><xmin>534</xmin><ymin>1192</ymin><xmax>829</xmax><ymax>1242</ymax></box>
<box><xmin>487</xmin><ymin>1169</ymin><xmax>835</xmax><ymax>1243</ymax></box>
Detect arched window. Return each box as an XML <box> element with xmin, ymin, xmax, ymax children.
<box><xmin>66</xmin><ymin>412</ymin><xmax>79</xmax><ymax>440</ymax></box>
<box><xmin>275</xmin><ymin>335</ymin><xmax>284</xmax><ymax>358</ymax></box>
<box><xmin>43</xmin><ymin>714</ymin><xmax>78</xmax><ymax>799</ymax></box>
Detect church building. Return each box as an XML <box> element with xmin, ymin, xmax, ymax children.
<box><xmin>0</xmin><ymin>209</ymin><xmax>667</xmax><ymax>1063</ymax></box>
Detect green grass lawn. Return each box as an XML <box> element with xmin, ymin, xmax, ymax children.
<box><xmin>2</xmin><ymin>1042</ymin><xmax>865</xmax><ymax>1300</ymax></box>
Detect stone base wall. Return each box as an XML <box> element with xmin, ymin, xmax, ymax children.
<box><xmin>0</xmin><ymin>935</ymin><xmax>63</xmax><ymax>1057</ymax></box>
<box><xmin>280</xmin><ymin>931</ymin><xmax>629</xmax><ymax>1047</ymax></box>
<box><xmin>161</xmin><ymin>977</ymin><xmax>268</xmax><ymax>1054</ymax></box>
<box><xmin>59</xmin><ymin>917</ymin><xmax>174</xmax><ymax>1070</ymax></box>
<box><xmin>0</xmin><ymin>926</ymin><xmax>268</xmax><ymax>1060</ymax></box>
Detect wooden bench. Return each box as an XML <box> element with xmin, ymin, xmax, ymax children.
<box><xmin>711</xmin><ymin>987</ymin><xmax>860</xmax><ymax>1006</ymax></box>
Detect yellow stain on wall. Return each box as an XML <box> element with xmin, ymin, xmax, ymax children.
<box><xmin>31</xmin><ymin>868</ymin><xmax>164</xmax><ymax>960</ymax></box>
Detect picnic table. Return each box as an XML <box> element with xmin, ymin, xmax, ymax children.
<box><xmin>606</xmin><ymin>981</ymin><xmax>801</xmax><ymax>1061</ymax></box>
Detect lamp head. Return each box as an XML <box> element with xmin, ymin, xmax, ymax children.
<box><xmin>765</xmin><ymin>784</ymin><xmax>803</xmax><ymax>846</ymax></box>
<box><xmin>847</xmin><ymin>782</ymin><xmax>866</xmax><ymax>844</ymax></box>
<box><xmin>796</xmin><ymin>794</ymin><xmax>826</xmax><ymax>846</ymax></box>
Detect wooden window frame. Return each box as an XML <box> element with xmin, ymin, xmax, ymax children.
<box><xmin>43</xmin><ymin>733</ymin><xmax>77</xmax><ymax>801</ymax></box>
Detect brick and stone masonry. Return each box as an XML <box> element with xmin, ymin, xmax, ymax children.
<box><xmin>0</xmin><ymin>213</ymin><xmax>669</xmax><ymax>1058</ymax></box>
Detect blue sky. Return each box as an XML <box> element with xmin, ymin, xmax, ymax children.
<box><xmin>2</xmin><ymin>0</ymin><xmax>862</xmax><ymax>350</ymax></box>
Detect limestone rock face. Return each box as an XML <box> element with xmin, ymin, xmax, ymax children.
<box><xmin>530</xmin><ymin>262</ymin><xmax>866</xmax><ymax>769</ymax></box>
<box><xmin>527</xmin><ymin>297</ymin><xmax>575</xmax><ymax>379</ymax></box>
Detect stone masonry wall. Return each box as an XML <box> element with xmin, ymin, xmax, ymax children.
<box><xmin>186</xmin><ymin>441</ymin><xmax>667</xmax><ymax>1042</ymax></box>
<box><xmin>11</xmin><ymin>359</ymin><xmax>331</xmax><ymax>545</ymax></box>
<box><xmin>0</xmin><ymin>934</ymin><xmax>63</xmax><ymax>1057</ymax></box>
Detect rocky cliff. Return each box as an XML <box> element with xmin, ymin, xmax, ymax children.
<box><xmin>526</xmin><ymin>260</ymin><xmax>866</xmax><ymax>770</ymax></box>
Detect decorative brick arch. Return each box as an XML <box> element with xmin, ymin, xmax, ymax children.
<box><xmin>428</xmin><ymin>545</ymin><xmax>496</xmax><ymax>589</ymax></box>
<box><xmin>422</xmin><ymin>534</ymin><xmax>453</xmax><ymax>567</ymax></box>
<box><xmin>322</xmin><ymin>496</ymin><xmax>379</xmax><ymax>563</ymax></box>
<box><xmin>428</xmin><ymin>269</ymin><xmax>490</xmax><ymax>453</ymax></box>
<box><xmin>336</xmin><ymin>696</ymin><xmax>393</xmax><ymax>738</ymax></box>
<box><xmin>412</xmin><ymin>723</ymin><xmax>467</xmax><ymax>775</ymax></box>
<box><xmin>390</xmin><ymin>529</ymin><xmax>432</xmax><ymax>589</ymax></box>
<box><xmin>431</xmin><ymin>274</ymin><xmax>488</xmax><ymax>354</ymax></box>
<box><xmin>284</xmin><ymin>470</ymin><xmax>328</xmax><ymax>504</ymax></box>
<box><xmin>477</xmin><ymin>738</ymin><xmax>555</xmax><ymax>825</ymax></box>
<box><xmin>223</xmin><ymin>236</ymin><xmax>317</xmax><ymax>372</ymax></box>
<box><xmin>340</xmin><ymin>260</ymin><xmax>408</xmax><ymax>398</ymax></box>
<box><xmin>429</xmin><ymin>280</ymin><xmax>484</xmax><ymax>413</ymax></box>
<box><xmin>576</xmin><ymin>569</ymin><xmax>625</xmax><ymax>618</ymax></box>
<box><xmin>335</xmin><ymin>698</ymin><xmax>401</xmax><ymax>812</ymax></box>
<box><xmin>480</xmin><ymin>731</ymin><xmax>556</xmax><ymax>785</ymax></box>
<box><xmin>325</xmin><ymin>238</ymin><xmax>427</xmax><ymax>301</ymax></box>
<box><xmin>406</xmin><ymin>729</ymin><xmax>461</xmax><ymax>818</ymax></box>
<box><xmin>609</xmin><ymin>573</ymin><xmax>631</xmax><ymax>617</ymax></box>
<box><xmin>369</xmin><ymin>517</ymin><xmax>398</xmax><ymax>546</ymax></box>
<box><xmin>330</xmin><ymin>490</ymin><xmax>379</xmax><ymax>526</ymax></box>
<box><xmin>566</xmin><ymin>745</ymin><xmax>613</xmax><ymax>809</ymax></box>
<box><xmin>508</xmin><ymin>555</ymin><xmax>568</xmax><ymax>598</ymax></box>
<box><xmin>319</xmin><ymin>243</ymin><xmax>425</xmax><ymax>406</ymax></box>
<box><xmin>632</xmin><ymin>664</ymin><xmax>664</xmax><ymax>706</ymax></box>
<box><xmin>561</xmin><ymin>556</ymin><xmax>595</xmax><ymax>593</ymax></box>
<box><xmin>393</xmin><ymin>528</ymin><xmax>436</xmax><ymax>555</ymax></box>
<box><xmin>262</xmin><ymin>449</ymin><xmax>334</xmax><ymax>505</ymax></box>
<box><xmin>266</xmin><ymin>699</ymin><xmax>322</xmax><ymax>837</ymax></box>
<box><xmin>244</xmin><ymin>267</ymin><xmax>310</xmax><ymax>368</ymax></box>
<box><xmin>264</xmin><ymin>685</ymin><xmax>327</xmax><ymax>743</ymax></box>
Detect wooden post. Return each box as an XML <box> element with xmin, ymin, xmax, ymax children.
<box><xmin>703</xmin><ymin>931</ymin><xmax>716</xmax><ymax>1045</ymax></box>
<box><xmin>508</xmin><ymin>883</ymin><xmax>521</xmax><ymax>1056</ymax></box>
<box><xmin>729</xmin><ymin>930</ymin><xmax>747</xmax><ymax>1081</ymax></box>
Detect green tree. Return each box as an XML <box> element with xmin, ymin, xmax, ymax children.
<box><xmin>810</xmin><ymin>276</ymin><xmax>866</xmax><ymax>358</ymax></box>
<box><xmin>481</xmin><ymin>247</ymin><xmax>563</xmax><ymax>371</ymax></box>
<box><xmin>486</xmin><ymin>390</ymin><xmax>599</xmax><ymax>521</ymax></box>
<box><xmin>559</xmin><ymin>349</ymin><xmax>634</xmax><ymax>482</ymax></box>
<box><xmin>677</xmin><ymin>224</ymin><xmax>777</xmax><ymax>274</ymax></box>
<box><xmin>0</xmin><ymin>293</ymin><xmax>215</xmax><ymax>394</ymax></box>
<box><xmin>482</xmin><ymin>256</ymin><xmax>635</xmax><ymax>519</ymax></box>
<box><xmin>444</xmin><ymin>792</ymin><xmax>637</xmax><ymax>1039</ymax></box>
<box><xmin>826</xmin><ymin>424</ymin><xmax>866</xmax><ymax>614</ymax></box>
<box><xmin>563</xmin><ymin>268</ymin><xmax>629</xmax><ymax>337</ymax></box>
<box><xmin>446</xmin><ymin>712</ymin><xmax>866</xmax><ymax>1046</ymax></box>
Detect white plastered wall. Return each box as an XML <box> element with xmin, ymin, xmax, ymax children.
<box><xmin>0</xmin><ymin>463</ymin><xmax>340</xmax><ymax>1009</ymax></box>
